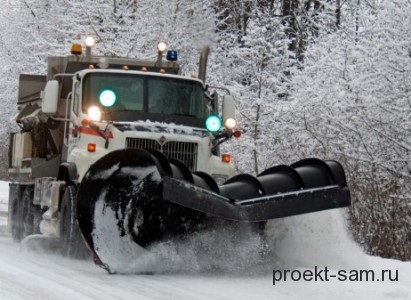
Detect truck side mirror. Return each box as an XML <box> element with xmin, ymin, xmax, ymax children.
<box><xmin>222</xmin><ymin>95</ymin><xmax>236</xmax><ymax>129</ymax></box>
<box><xmin>41</xmin><ymin>80</ymin><xmax>59</xmax><ymax>114</ymax></box>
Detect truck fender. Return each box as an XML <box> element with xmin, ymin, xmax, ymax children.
<box><xmin>57</xmin><ymin>163</ymin><xmax>78</xmax><ymax>184</ymax></box>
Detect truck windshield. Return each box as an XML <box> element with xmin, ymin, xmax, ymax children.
<box><xmin>82</xmin><ymin>72</ymin><xmax>206</xmax><ymax>122</ymax></box>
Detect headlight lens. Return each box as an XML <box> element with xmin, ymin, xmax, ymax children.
<box><xmin>157</xmin><ymin>41</ymin><xmax>168</xmax><ymax>52</ymax></box>
<box><xmin>85</xmin><ymin>36</ymin><xmax>95</xmax><ymax>47</ymax></box>
<box><xmin>205</xmin><ymin>115</ymin><xmax>222</xmax><ymax>133</ymax></box>
<box><xmin>88</xmin><ymin>106</ymin><xmax>102</xmax><ymax>121</ymax></box>
<box><xmin>224</xmin><ymin>117</ymin><xmax>237</xmax><ymax>130</ymax></box>
<box><xmin>99</xmin><ymin>89</ymin><xmax>116</xmax><ymax>107</ymax></box>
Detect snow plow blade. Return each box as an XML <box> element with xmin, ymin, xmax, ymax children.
<box><xmin>76</xmin><ymin>149</ymin><xmax>350</xmax><ymax>273</ymax></box>
<box><xmin>162</xmin><ymin>155</ymin><xmax>350</xmax><ymax>221</ymax></box>
<box><xmin>163</xmin><ymin>177</ymin><xmax>350</xmax><ymax>221</ymax></box>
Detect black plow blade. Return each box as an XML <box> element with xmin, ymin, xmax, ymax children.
<box><xmin>163</xmin><ymin>177</ymin><xmax>350</xmax><ymax>221</ymax></box>
<box><xmin>163</xmin><ymin>158</ymin><xmax>351</xmax><ymax>221</ymax></box>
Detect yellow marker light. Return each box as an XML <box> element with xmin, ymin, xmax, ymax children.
<box><xmin>81</xmin><ymin>119</ymin><xmax>89</xmax><ymax>127</ymax></box>
<box><xmin>88</xmin><ymin>106</ymin><xmax>102</xmax><ymax>121</ymax></box>
<box><xmin>71</xmin><ymin>43</ymin><xmax>82</xmax><ymax>55</ymax></box>
<box><xmin>222</xmin><ymin>154</ymin><xmax>231</xmax><ymax>163</ymax></box>
<box><xmin>87</xmin><ymin>143</ymin><xmax>96</xmax><ymax>152</ymax></box>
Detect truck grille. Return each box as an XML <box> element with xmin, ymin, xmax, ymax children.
<box><xmin>125</xmin><ymin>138</ymin><xmax>198</xmax><ymax>171</ymax></box>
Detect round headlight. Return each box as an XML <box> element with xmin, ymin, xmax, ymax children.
<box><xmin>205</xmin><ymin>115</ymin><xmax>222</xmax><ymax>133</ymax></box>
<box><xmin>85</xmin><ymin>36</ymin><xmax>95</xmax><ymax>47</ymax></box>
<box><xmin>224</xmin><ymin>117</ymin><xmax>237</xmax><ymax>130</ymax></box>
<box><xmin>99</xmin><ymin>89</ymin><xmax>116</xmax><ymax>107</ymax></box>
<box><xmin>88</xmin><ymin>106</ymin><xmax>102</xmax><ymax>121</ymax></box>
<box><xmin>157</xmin><ymin>41</ymin><xmax>168</xmax><ymax>53</ymax></box>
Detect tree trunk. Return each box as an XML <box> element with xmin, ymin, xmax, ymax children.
<box><xmin>336</xmin><ymin>0</ymin><xmax>341</xmax><ymax>28</ymax></box>
<box><xmin>253</xmin><ymin>103</ymin><xmax>261</xmax><ymax>175</ymax></box>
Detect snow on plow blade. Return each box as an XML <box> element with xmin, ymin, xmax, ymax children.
<box><xmin>76</xmin><ymin>149</ymin><xmax>350</xmax><ymax>273</ymax></box>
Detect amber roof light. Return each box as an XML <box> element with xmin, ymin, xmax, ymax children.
<box><xmin>71</xmin><ymin>43</ymin><xmax>82</xmax><ymax>55</ymax></box>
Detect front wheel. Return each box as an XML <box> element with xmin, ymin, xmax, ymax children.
<box><xmin>59</xmin><ymin>185</ymin><xmax>90</xmax><ymax>259</ymax></box>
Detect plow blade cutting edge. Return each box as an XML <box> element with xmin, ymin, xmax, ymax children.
<box><xmin>76</xmin><ymin>149</ymin><xmax>350</xmax><ymax>273</ymax></box>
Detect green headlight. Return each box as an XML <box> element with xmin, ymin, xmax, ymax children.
<box><xmin>99</xmin><ymin>89</ymin><xmax>116</xmax><ymax>107</ymax></box>
<box><xmin>205</xmin><ymin>115</ymin><xmax>222</xmax><ymax>133</ymax></box>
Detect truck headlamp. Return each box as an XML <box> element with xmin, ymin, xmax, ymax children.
<box><xmin>85</xmin><ymin>36</ymin><xmax>95</xmax><ymax>48</ymax></box>
<box><xmin>157</xmin><ymin>41</ymin><xmax>168</xmax><ymax>53</ymax></box>
<box><xmin>99</xmin><ymin>89</ymin><xmax>116</xmax><ymax>107</ymax></box>
<box><xmin>205</xmin><ymin>115</ymin><xmax>222</xmax><ymax>133</ymax></box>
<box><xmin>224</xmin><ymin>117</ymin><xmax>237</xmax><ymax>130</ymax></box>
<box><xmin>88</xmin><ymin>106</ymin><xmax>102</xmax><ymax>121</ymax></box>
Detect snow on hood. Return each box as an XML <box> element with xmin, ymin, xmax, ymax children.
<box><xmin>113</xmin><ymin>120</ymin><xmax>206</xmax><ymax>137</ymax></box>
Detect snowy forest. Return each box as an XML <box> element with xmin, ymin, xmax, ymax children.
<box><xmin>0</xmin><ymin>0</ymin><xmax>409</xmax><ymax>261</ymax></box>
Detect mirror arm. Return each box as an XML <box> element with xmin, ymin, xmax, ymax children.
<box><xmin>89</xmin><ymin>121</ymin><xmax>111</xmax><ymax>149</ymax></box>
<box><xmin>212</xmin><ymin>131</ymin><xmax>233</xmax><ymax>148</ymax></box>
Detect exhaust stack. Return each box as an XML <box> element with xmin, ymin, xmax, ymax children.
<box><xmin>198</xmin><ymin>46</ymin><xmax>210</xmax><ymax>84</ymax></box>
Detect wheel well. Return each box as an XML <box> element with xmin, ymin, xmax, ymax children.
<box><xmin>56</xmin><ymin>163</ymin><xmax>77</xmax><ymax>212</ymax></box>
<box><xmin>57</xmin><ymin>163</ymin><xmax>77</xmax><ymax>185</ymax></box>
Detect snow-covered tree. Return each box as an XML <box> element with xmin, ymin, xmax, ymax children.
<box><xmin>215</xmin><ymin>15</ymin><xmax>293</xmax><ymax>174</ymax></box>
<box><xmin>211</xmin><ymin>1</ymin><xmax>339</xmax><ymax>174</ymax></box>
<box><xmin>288</xmin><ymin>0</ymin><xmax>411</xmax><ymax>260</ymax></box>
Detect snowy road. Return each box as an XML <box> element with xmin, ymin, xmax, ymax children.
<box><xmin>0</xmin><ymin>181</ymin><xmax>410</xmax><ymax>300</ymax></box>
<box><xmin>0</xmin><ymin>236</ymin><xmax>410</xmax><ymax>300</ymax></box>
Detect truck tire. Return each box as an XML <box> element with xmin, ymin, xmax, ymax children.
<box><xmin>21</xmin><ymin>186</ymin><xmax>37</xmax><ymax>237</ymax></box>
<box><xmin>59</xmin><ymin>185</ymin><xmax>90</xmax><ymax>259</ymax></box>
<box><xmin>10</xmin><ymin>191</ymin><xmax>24</xmax><ymax>242</ymax></box>
<box><xmin>10</xmin><ymin>186</ymin><xmax>39</xmax><ymax>241</ymax></box>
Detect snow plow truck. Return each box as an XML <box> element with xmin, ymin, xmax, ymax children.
<box><xmin>8</xmin><ymin>38</ymin><xmax>350</xmax><ymax>273</ymax></box>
